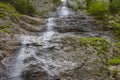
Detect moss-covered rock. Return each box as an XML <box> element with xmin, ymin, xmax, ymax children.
<box><xmin>79</xmin><ymin>37</ymin><xmax>110</xmax><ymax>55</ymax></box>
<box><xmin>107</xmin><ymin>57</ymin><xmax>120</xmax><ymax>65</ymax></box>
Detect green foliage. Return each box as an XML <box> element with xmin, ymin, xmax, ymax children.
<box><xmin>79</xmin><ymin>37</ymin><xmax>109</xmax><ymax>55</ymax></box>
<box><xmin>0</xmin><ymin>12</ymin><xmax>6</xmax><ymax>19</ymax></box>
<box><xmin>86</xmin><ymin>0</ymin><xmax>93</xmax><ymax>8</ymax></box>
<box><xmin>88</xmin><ymin>0</ymin><xmax>109</xmax><ymax>19</ymax></box>
<box><xmin>1</xmin><ymin>0</ymin><xmax>35</xmax><ymax>16</ymax></box>
<box><xmin>107</xmin><ymin>57</ymin><xmax>120</xmax><ymax>65</ymax></box>
<box><xmin>0</xmin><ymin>2</ymin><xmax>15</xmax><ymax>11</ymax></box>
<box><xmin>14</xmin><ymin>0</ymin><xmax>35</xmax><ymax>16</ymax></box>
<box><xmin>110</xmin><ymin>21</ymin><xmax>120</xmax><ymax>38</ymax></box>
<box><xmin>1</xmin><ymin>29</ymin><xmax>12</xmax><ymax>34</ymax></box>
<box><xmin>111</xmin><ymin>68</ymin><xmax>118</xmax><ymax>78</ymax></box>
<box><xmin>115</xmin><ymin>42</ymin><xmax>120</xmax><ymax>48</ymax></box>
<box><xmin>0</xmin><ymin>25</ymin><xmax>11</xmax><ymax>30</ymax></box>
<box><xmin>114</xmin><ymin>42</ymin><xmax>120</xmax><ymax>54</ymax></box>
<box><xmin>0</xmin><ymin>23</ymin><xmax>12</xmax><ymax>35</ymax></box>
<box><xmin>0</xmin><ymin>2</ymin><xmax>20</xmax><ymax>19</ymax></box>
<box><xmin>109</xmin><ymin>0</ymin><xmax>120</xmax><ymax>13</ymax></box>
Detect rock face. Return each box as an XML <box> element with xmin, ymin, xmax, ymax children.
<box><xmin>0</xmin><ymin>3</ymin><xmax>46</xmax><ymax>80</ymax></box>
<box><xmin>55</xmin><ymin>17</ymin><xmax>95</xmax><ymax>33</ymax></box>
<box><xmin>18</xmin><ymin>33</ymin><xmax>115</xmax><ymax>80</ymax></box>
<box><xmin>32</xmin><ymin>0</ymin><xmax>61</xmax><ymax>17</ymax></box>
<box><xmin>21</xmin><ymin>63</ymin><xmax>49</xmax><ymax>80</ymax></box>
<box><xmin>0</xmin><ymin>0</ymin><xmax>118</xmax><ymax>80</ymax></box>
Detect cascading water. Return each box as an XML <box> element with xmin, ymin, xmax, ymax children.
<box><xmin>6</xmin><ymin>0</ymin><xmax>77</xmax><ymax>80</ymax></box>
<box><xmin>61</xmin><ymin>0</ymin><xmax>67</xmax><ymax>6</ymax></box>
<box><xmin>7</xmin><ymin>17</ymin><xmax>56</xmax><ymax>80</ymax></box>
<box><xmin>58</xmin><ymin>0</ymin><xmax>75</xmax><ymax>18</ymax></box>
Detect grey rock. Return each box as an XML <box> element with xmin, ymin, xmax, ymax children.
<box><xmin>21</xmin><ymin>64</ymin><xmax>49</xmax><ymax>80</ymax></box>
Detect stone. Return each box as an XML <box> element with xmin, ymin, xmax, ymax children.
<box><xmin>20</xmin><ymin>15</ymin><xmax>45</xmax><ymax>26</ymax></box>
<box><xmin>23</xmin><ymin>56</ymin><xmax>37</xmax><ymax>63</ymax></box>
<box><xmin>21</xmin><ymin>64</ymin><xmax>49</xmax><ymax>80</ymax></box>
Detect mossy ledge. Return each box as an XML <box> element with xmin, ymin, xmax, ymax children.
<box><xmin>79</xmin><ymin>37</ymin><xmax>110</xmax><ymax>55</ymax></box>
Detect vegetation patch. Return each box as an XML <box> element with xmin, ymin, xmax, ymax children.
<box><xmin>107</xmin><ymin>57</ymin><xmax>120</xmax><ymax>65</ymax></box>
<box><xmin>88</xmin><ymin>0</ymin><xmax>109</xmax><ymax>19</ymax></box>
<box><xmin>109</xmin><ymin>0</ymin><xmax>120</xmax><ymax>13</ymax></box>
<box><xmin>79</xmin><ymin>37</ymin><xmax>110</xmax><ymax>55</ymax></box>
<box><xmin>109</xmin><ymin>21</ymin><xmax>120</xmax><ymax>40</ymax></box>
<box><xmin>0</xmin><ymin>23</ymin><xmax>13</xmax><ymax>35</ymax></box>
<box><xmin>1</xmin><ymin>29</ymin><xmax>12</xmax><ymax>35</ymax></box>
<box><xmin>0</xmin><ymin>11</ymin><xmax>6</xmax><ymax>20</ymax></box>
<box><xmin>0</xmin><ymin>2</ymin><xmax>21</xmax><ymax>19</ymax></box>
<box><xmin>115</xmin><ymin>42</ymin><xmax>120</xmax><ymax>48</ymax></box>
<box><xmin>1</xmin><ymin>0</ymin><xmax>35</xmax><ymax>16</ymax></box>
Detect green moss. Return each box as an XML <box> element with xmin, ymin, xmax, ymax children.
<box><xmin>111</xmin><ymin>68</ymin><xmax>118</xmax><ymax>78</ymax></box>
<box><xmin>0</xmin><ymin>12</ymin><xmax>6</xmax><ymax>20</ymax></box>
<box><xmin>107</xmin><ymin>57</ymin><xmax>120</xmax><ymax>65</ymax></box>
<box><xmin>1</xmin><ymin>29</ymin><xmax>12</xmax><ymax>35</ymax></box>
<box><xmin>115</xmin><ymin>42</ymin><xmax>120</xmax><ymax>48</ymax></box>
<box><xmin>0</xmin><ymin>25</ymin><xmax>11</xmax><ymax>30</ymax></box>
<box><xmin>110</xmin><ymin>21</ymin><xmax>120</xmax><ymax>39</ymax></box>
<box><xmin>0</xmin><ymin>2</ymin><xmax>21</xmax><ymax>19</ymax></box>
<box><xmin>79</xmin><ymin>37</ymin><xmax>110</xmax><ymax>55</ymax></box>
<box><xmin>88</xmin><ymin>0</ymin><xmax>109</xmax><ymax>19</ymax></box>
<box><xmin>0</xmin><ymin>2</ymin><xmax>15</xmax><ymax>11</ymax></box>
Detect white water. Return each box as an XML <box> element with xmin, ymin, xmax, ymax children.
<box><xmin>58</xmin><ymin>0</ymin><xmax>75</xmax><ymax>18</ymax></box>
<box><xmin>9</xmin><ymin>46</ymin><xmax>37</xmax><ymax>80</ymax></box>
<box><xmin>8</xmin><ymin>0</ymin><xmax>77</xmax><ymax>79</ymax></box>
<box><xmin>61</xmin><ymin>0</ymin><xmax>67</xmax><ymax>6</ymax></box>
<box><xmin>8</xmin><ymin>17</ymin><xmax>56</xmax><ymax>79</ymax></box>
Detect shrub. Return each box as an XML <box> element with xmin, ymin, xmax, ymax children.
<box><xmin>14</xmin><ymin>0</ymin><xmax>35</xmax><ymax>16</ymax></box>
<box><xmin>110</xmin><ymin>21</ymin><xmax>120</xmax><ymax>38</ymax></box>
<box><xmin>1</xmin><ymin>0</ymin><xmax>35</xmax><ymax>16</ymax></box>
<box><xmin>86</xmin><ymin>0</ymin><xmax>93</xmax><ymax>9</ymax></box>
<box><xmin>109</xmin><ymin>0</ymin><xmax>120</xmax><ymax>13</ymax></box>
<box><xmin>88</xmin><ymin>0</ymin><xmax>109</xmax><ymax>19</ymax></box>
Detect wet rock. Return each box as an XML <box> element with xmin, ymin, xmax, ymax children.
<box><xmin>0</xmin><ymin>52</ymin><xmax>5</xmax><ymax>60</ymax></box>
<box><xmin>23</xmin><ymin>56</ymin><xmax>37</xmax><ymax>63</ymax></box>
<box><xmin>21</xmin><ymin>64</ymin><xmax>49</xmax><ymax>80</ymax></box>
<box><xmin>19</xmin><ymin>21</ymin><xmax>41</xmax><ymax>32</ymax></box>
<box><xmin>55</xmin><ymin>18</ymin><xmax>94</xmax><ymax>33</ymax></box>
<box><xmin>20</xmin><ymin>15</ymin><xmax>45</xmax><ymax>26</ymax></box>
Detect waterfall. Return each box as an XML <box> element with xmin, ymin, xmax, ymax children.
<box><xmin>7</xmin><ymin>0</ymin><xmax>76</xmax><ymax>79</ymax></box>
<box><xmin>61</xmin><ymin>0</ymin><xmax>68</xmax><ymax>6</ymax></box>
<box><xmin>58</xmin><ymin>0</ymin><xmax>75</xmax><ymax>18</ymax></box>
